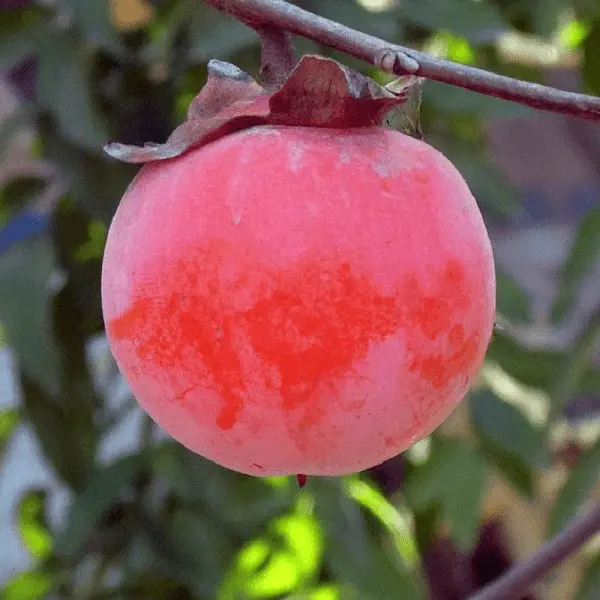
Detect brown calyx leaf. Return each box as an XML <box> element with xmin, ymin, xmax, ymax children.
<box><xmin>104</xmin><ymin>55</ymin><xmax>419</xmax><ymax>164</ymax></box>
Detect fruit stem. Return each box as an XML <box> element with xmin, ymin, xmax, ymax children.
<box><xmin>204</xmin><ymin>0</ymin><xmax>600</xmax><ymax>122</ymax></box>
<box><xmin>257</xmin><ymin>26</ymin><xmax>298</xmax><ymax>88</ymax></box>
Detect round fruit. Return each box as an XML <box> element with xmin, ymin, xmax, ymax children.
<box><xmin>101</xmin><ymin>125</ymin><xmax>495</xmax><ymax>477</ymax></box>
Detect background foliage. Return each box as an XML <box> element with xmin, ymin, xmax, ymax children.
<box><xmin>1</xmin><ymin>0</ymin><xmax>600</xmax><ymax>599</ymax></box>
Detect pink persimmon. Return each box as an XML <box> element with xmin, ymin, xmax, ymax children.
<box><xmin>101</xmin><ymin>125</ymin><xmax>495</xmax><ymax>477</ymax></box>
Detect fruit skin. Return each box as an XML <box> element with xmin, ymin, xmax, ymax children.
<box><xmin>101</xmin><ymin>125</ymin><xmax>495</xmax><ymax>477</ymax></box>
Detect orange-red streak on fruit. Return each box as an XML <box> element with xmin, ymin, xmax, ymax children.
<box><xmin>107</xmin><ymin>242</ymin><xmax>480</xmax><ymax>434</ymax></box>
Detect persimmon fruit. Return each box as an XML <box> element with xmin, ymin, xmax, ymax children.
<box><xmin>101</xmin><ymin>124</ymin><xmax>495</xmax><ymax>477</ymax></box>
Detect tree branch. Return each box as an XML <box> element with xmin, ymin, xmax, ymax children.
<box><xmin>468</xmin><ymin>501</ymin><xmax>600</xmax><ymax>600</ymax></box>
<box><xmin>205</xmin><ymin>0</ymin><xmax>600</xmax><ymax>122</ymax></box>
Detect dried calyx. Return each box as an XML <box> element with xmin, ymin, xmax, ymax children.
<box><xmin>104</xmin><ymin>31</ymin><xmax>421</xmax><ymax>164</ymax></box>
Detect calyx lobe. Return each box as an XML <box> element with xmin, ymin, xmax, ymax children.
<box><xmin>104</xmin><ymin>55</ymin><xmax>419</xmax><ymax>164</ymax></box>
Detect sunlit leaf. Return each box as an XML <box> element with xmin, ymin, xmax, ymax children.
<box><xmin>548</xmin><ymin>438</ymin><xmax>600</xmax><ymax>537</ymax></box>
<box><xmin>16</xmin><ymin>489</ymin><xmax>53</xmax><ymax>559</ymax></box>
<box><xmin>314</xmin><ymin>479</ymin><xmax>422</xmax><ymax>600</ymax></box>
<box><xmin>551</xmin><ymin>206</ymin><xmax>600</xmax><ymax>323</ymax></box>
<box><xmin>220</xmin><ymin>513</ymin><xmax>323</xmax><ymax>599</ymax></box>
<box><xmin>1</xmin><ymin>570</ymin><xmax>54</xmax><ymax>600</ymax></box>
<box><xmin>0</xmin><ymin>407</ymin><xmax>20</xmax><ymax>466</ymax></box>
<box><xmin>346</xmin><ymin>477</ymin><xmax>419</xmax><ymax>568</ymax></box>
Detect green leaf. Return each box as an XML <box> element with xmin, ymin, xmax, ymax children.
<box><xmin>16</xmin><ymin>489</ymin><xmax>53</xmax><ymax>559</ymax></box>
<box><xmin>314</xmin><ymin>479</ymin><xmax>423</xmax><ymax>600</ymax></box>
<box><xmin>403</xmin><ymin>438</ymin><xmax>486</xmax><ymax>551</ymax></box>
<box><xmin>189</xmin><ymin>4</ymin><xmax>258</xmax><ymax>61</ymax></box>
<box><xmin>37</xmin><ymin>31</ymin><xmax>111</xmax><ymax>152</ymax></box>
<box><xmin>1</xmin><ymin>570</ymin><xmax>55</xmax><ymax>600</ymax></box>
<box><xmin>346</xmin><ymin>477</ymin><xmax>420</xmax><ymax>569</ymax></box>
<box><xmin>63</xmin><ymin>0</ymin><xmax>123</xmax><ymax>51</ymax></box>
<box><xmin>549</xmin><ymin>309</ymin><xmax>600</xmax><ymax>423</ymax></box>
<box><xmin>153</xmin><ymin>444</ymin><xmax>294</xmax><ymax>537</ymax></box>
<box><xmin>156</xmin><ymin>509</ymin><xmax>236</xmax><ymax>597</ymax></box>
<box><xmin>424</xmin><ymin>82</ymin><xmax>533</xmax><ymax>119</ymax></box>
<box><xmin>220</xmin><ymin>513</ymin><xmax>324</xmax><ymax>600</ymax></box>
<box><xmin>0</xmin><ymin>7</ymin><xmax>47</xmax><ymax>71</ymax></box>
<box><xmin>19</xmin><ymin>374</ymin><xmax>95</xmax><ymax>492</ymax></box>
<box><xmin>55</xmin><ymin>453</ymin><xmax>144</xmax><ymax>559</ymax></box>
<box><xmin>486</xmin><ymin>332</ymin><xmax>563</xmax><ymax>391</ymax></box>
<box><xmin>400</xmin><ymin>0</ymin><xmax>506</xmax><ymax>40</ymax></box>
<box><xmin>308</xmin><ymin>0</ymin><xmax>400</xmax><ymax>39</ymax></box>
<box><xmin>583</xmin><ymin>19</ymin><xmax>600</xmax><ymax>95</ymax></box>
<box><xmin>0</xmin><ymin>107</ymin><xmax>35</xmax><ymax>157</ymax></box>
<box><xmin>0</xmin><ymin>236</ymin><xmax>62</xmax><ymax>397</ymax></box>
<box><xmin>548</xmin><ymin>439</ymin><xmax>600</xmax><ymax>537</ymax></box>
<box><xmin>495</xmin><ymin>268</ymin><xmax>533</xmax><ymax>325</ymax></box>
<box><xmin>575</xmin><ymin>552</ymin><xmax>600</xmax><ymax>600</ymax></box>
<box><xmin>0</xmin><ymin>407</ymin><xmax>20</xmax><ymax>467</ymax></box>
<box><xmin>551</xmin><ymin>206</ymin><xmax>600</xmax><ymax>323</ymax></box>
<box><xmin>469</xmin><ymin>390</ymin><xmax>548</xmax><ymax>469</ymax></box>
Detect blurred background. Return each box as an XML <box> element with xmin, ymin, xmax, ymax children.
<box><xmin>1</xmin><ymin>0</ymin><xmax>600</xmax><ymax>599</ymax></box>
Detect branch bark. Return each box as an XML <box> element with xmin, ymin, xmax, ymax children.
<box><xmin>205</xmin><ymin>0</ymin><xmax>600</xmax><ymax>122</ymax></box>
<box><xmin>468</xmin><ymin>501</ymin><xmax>600</xmax><ymax>600</ymax></box>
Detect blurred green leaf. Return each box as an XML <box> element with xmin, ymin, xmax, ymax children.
<box><xmin>314</xmin><ymin>479</ymin><xmax>423</xmax><ymax>600</ymax></box>
<box><xmin>486</xmin><ymin>332</ymin><xmax>563</xmax><ymax>391</ymax></box>
<box><xmin>495</xmin><ymin>268</ymin><xmax>533</xmax><ymax>324</ymax></box>
<box><xmin>153</xmin><ymin>444</ymin><xmax>294</xmax><ymax>537</ymax></box>
<box><xmin>63</xmin><ymin>0</ymin><xmax>123</xmax><ymax>51</ymax></box>
<box><xmin>404</xmin><ymin>438</ymin><xmax>486</xmax><ymax>551</ymax></box>
<box><xmin>56</xmin><ymin>453</ymin><xmax>143</xmax><ymax>559</ymax></box>
<box><xmin>0</xmin><ymin>570</ymin><xmax>55</xmax><ymax>600</ymax></box>
<box><xmin>424</xmin><ymin>82</ymin><xmax>532</xmax><ymax>119</ymax></box>
<box><xmin>575</xmin><ymin>552</ymin><xmax>600</xmax><ymax>600</ymax></box>
<box><xmin>583</xmin><ymin>19</ymin><xmax>600</xmax><ymax>95</ymax></box>
<box><xmin>477</xmin><ymin>437</ymin><xmax>536</xmax><ymax>497</ymax></box>
<box><xmin>0</xmin><ymin>236</ymin><xmax>62</xmax><ymax>397</ymax></box>
<box><xmin>308</xmin><ymin>0</ymin><xmax>400</xmax><ymax>39</ymax></box>
<box><xmin>549</xmin><ymin>309</ymin><xmax>600</xmax><ymax>423</ymax></box>
<box><xmin>41</xmin><ymin>135</ymin><xmax>135</xmax><ymax>224</ymax></box>
<box><xmin>189</xmin><ymin>4</ymin><xmax>258</xmax><ymax>62</ymax></box>
<box><xmin>0</xmin><ymin>177</ymin><xmax>48</xmax><ymax>216</ymax></box>
<box><xmin>157</xmin><ymin>509</ymin><xmax>235</xmax><ymax>597</ymax></box>
<box><xmin>0</xmin><ymin>108</ymin><xmax>35</xmax><ymax>157</ymax></box>
<box><xmin>20</xmin><ymin>374</ymin><xmax>95</xmax><ymax>492</ymax></box>
<box><xmin>16</xmin><ymin>489</ymin><xmax>53</xmax><ymax>559</ymax></box>
<box><xmin>470</xmin><ymin>390</ymin><xmax>548</xmax><ymax>468</ymax></box>
<box><xmin>400</xmin><ymin>0</ymin><xmax>506</xmax><ymax>40</ymax></box>
<box><xmin>37</xmin><ymin>31</ymin><xmax>111</xmax><ymax>152</ymax></box>
<box><xmin>551</xmin><ymin>206</ymin><xmax>600</xmax><ymax>323</ymax></box>
<box><xmin>0</xmin><ymin>407</ymin><xmax>20</xmax><ymax>466</ymax></box>
<box><xmin>548</xmin><ymin>439</ymin><xmax>600</xmax><ymax>537</ymax></box>
<box><xmin>0</xmin><ymin>7</ymin><xmax>47</xmax><ymax>70</ymax></box>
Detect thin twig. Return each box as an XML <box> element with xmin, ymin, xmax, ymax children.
<box><xmin>468</xmin><ymin>501</ymin><xmax>600</xmax><ymax>600</ymax></box>
<box><xmin>205</xmin><ymin>0</ymin><xmax>600</xmax><ymax>122</ymax></box>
